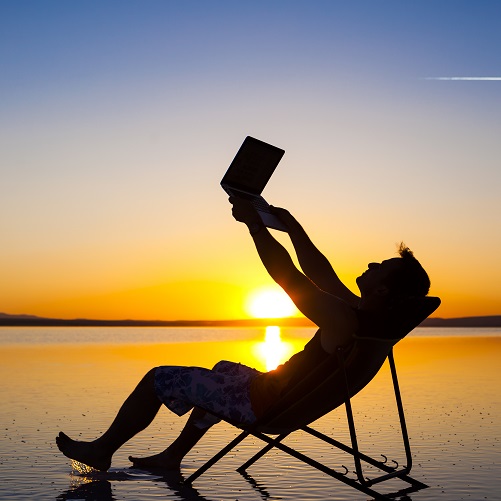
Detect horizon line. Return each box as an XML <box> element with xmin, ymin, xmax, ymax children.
<box><xmin>2</xmin><ymin>312</ymin><xmax>501</xmax><ymax>327</ymax></box>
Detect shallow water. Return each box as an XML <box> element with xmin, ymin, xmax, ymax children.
<box><xmin>0</xmin><ymin>327</ymin><xmax>500</xmax><ymax>500</ymax></box>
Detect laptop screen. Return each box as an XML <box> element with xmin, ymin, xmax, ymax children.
<box><xmin>221</xmin><ymin>137</ymin><xmax>285</xmax><ymax>195</ymax></box>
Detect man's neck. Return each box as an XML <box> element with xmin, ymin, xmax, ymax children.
<box><xmin>357</xmin><ymin>295</ymin><xmax>389</xmax><ymax>312</ymax></box>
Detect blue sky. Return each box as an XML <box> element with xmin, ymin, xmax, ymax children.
<box><xmin>1</xmin><ymin>1</ymin><xmax>500</xmax><ymax>319</ymax></box>
<box><xmin>2</xmin><ymin>2</ymin><xmax>500</xmax><ymax>87</ymax></box>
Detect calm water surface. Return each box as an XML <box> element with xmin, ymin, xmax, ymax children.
<box><xmin>0</xmin><ymin>327</ymin><xmax>500</xmax><ymax>500</ymax></box>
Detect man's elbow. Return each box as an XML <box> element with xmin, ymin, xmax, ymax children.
<box><xmin>275</xmin><ymin>272</ymin><xmax>308</xmax><ymax>297</ymax></box>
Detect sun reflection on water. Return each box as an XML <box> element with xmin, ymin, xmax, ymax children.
<box><xmin>254</xmin><ymin>326</ymin><xmax>294</xmax><ymax>371</ymax></box>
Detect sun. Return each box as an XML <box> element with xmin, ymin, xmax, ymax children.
<box><xmin>246</xmin><ymin>287</ymin><xmax>298</xmax><ymax>318</ymax></box>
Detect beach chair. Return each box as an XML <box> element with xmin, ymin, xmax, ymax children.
<box><xmin>184</xmin><ymin>296</ymin><xmax>441</xmax><ymax>500</ymax></box>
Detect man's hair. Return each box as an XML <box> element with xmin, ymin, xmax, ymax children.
<box><xmin>385</xmin><ymin>243</ymin><xmax>431</xmax><ymax>299</ymax></box>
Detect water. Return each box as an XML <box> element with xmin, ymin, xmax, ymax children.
<box><xmin>1</xmin><ymin>325</ymin><xmax>500</xmax><ymax>346</ymax></box>
<box><xmin>0</xmin><ymin>327</ymin><xmax>499</xmax><ymax>500</ymax></box>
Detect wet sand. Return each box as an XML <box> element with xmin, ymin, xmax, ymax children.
<box><xmin>0</xmin><ymin>333</ymin><xmax>500</xmax><ymax>500</ymax></box>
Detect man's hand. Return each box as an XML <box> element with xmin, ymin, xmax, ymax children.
<box><xmin>229</xmin><ymin>196</ymin><xmax>262</xmax><ymax>226</ymax></box>
<box><xmin>269</xmin><ymin>206</ymin><xmax>295</xmax><ymax>228</ymax></box>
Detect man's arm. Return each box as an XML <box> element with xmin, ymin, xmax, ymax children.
<box><xmin>270</xmin><ymin>207</ymin><xmax>360</xmax><ymax>307</ymax></box>
<box><xmin>230</xmin><ymin>197</ymin><xmax>356</xmax><ymax>348</ymax></box>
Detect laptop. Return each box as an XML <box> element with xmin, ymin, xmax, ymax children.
<box><xmin>221</xmin><ymin>136</ymin><xmax>287</xmax><ymax>231</ymax></box>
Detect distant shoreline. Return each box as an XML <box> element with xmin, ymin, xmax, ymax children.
<box><xmin>1</xmin><ymin>313</ymin><xmax>501</xmax><ymax>328</ymax></box>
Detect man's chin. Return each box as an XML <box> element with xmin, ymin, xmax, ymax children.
<box><xmin>355</xmin><ymin>275</ymin><xmax>365</xmax><ymax>292</ymax></box>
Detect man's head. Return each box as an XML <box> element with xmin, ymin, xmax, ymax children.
<box><xmin>356</xmin><ymin>243</ymin><xmax>430</xmax><ymax>303</ymax></box>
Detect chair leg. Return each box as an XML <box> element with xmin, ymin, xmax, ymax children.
<box><xmin>183</xmin><ymin>430</ymin><xmax>250</xmax><ymax>485</ymax></box>
<box><xmin>237</xmin><ymin>426</ymin><xmax>426</xmax><ymax>499</ymax></box>
<box><xmin>388</xmin><ymin>349</ymin><xmax>412</xmax><ymax>473</ymax></box>
<box><xmin>237</xmin><ymin>433</ymin><xmax>289</xmax><ymax>472</ymax></box>
<box><xmin>337</xmin><ymin>346</ymin><xmax>368</xmax><ymax>484</ymax></box>
<box><xmin>242</xmin><ymin>430</ymin><xmax>389</xmax><ymax>500</ymax></box>
<box><xmin>360</xmin><ymin>349</ymin><xmax>418</xmax><ymax>487</ymax></box>
<box><xmin>303</xmin><ymin>425</ymin><xmax>391</xmax><ymax>472</ymax></box>
<box><xmin>335</xmin><ymin>347</ymin><xmax>427</xmax><ymax>489</ymax></box>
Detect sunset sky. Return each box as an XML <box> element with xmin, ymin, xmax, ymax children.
<box><xmin>1</xmin><ymin>1</ymin><xmax>500</xmax><ymax>320</ymax></box>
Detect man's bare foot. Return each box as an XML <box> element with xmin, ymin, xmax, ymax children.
<box><xmin>129</xmin><ymin>450</ymin><xmax>181</xmax><ymax>470</ymax></box>
<box><xmin>56</xmin><ymin>432</ymin><xmax>112</xmax><ymax>472</ymax></box>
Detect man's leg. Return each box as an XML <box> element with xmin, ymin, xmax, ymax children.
<box><xmin>129</xmin><ymin>361</ymin><xmax>259</xmax><ymax>470</ymax></box>
<box><xmin>56</xmin><ymin>368</ymin><xmax>162</xmax><ymax>471</ymax></box>
<box><xmin>129</xmin><ymin>407</ymin><xmax>212</xmax><ymax>469</ymax></box>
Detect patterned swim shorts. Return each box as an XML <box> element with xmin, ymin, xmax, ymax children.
<box><xmin>154</xmin><ymin>360</ymin><xmax>263</xmax><ymax>429</ymax></box>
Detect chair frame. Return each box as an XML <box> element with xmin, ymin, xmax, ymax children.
<box><xmin>184</xmin><ymin>346</ymin><xmax>429</xmax><ymax>500</ymax></box>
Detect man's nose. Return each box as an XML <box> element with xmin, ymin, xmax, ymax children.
<box><xmin>368</xmin><ymin>262</ymin><xmax>379</xmax><ymax>269</ymax></box>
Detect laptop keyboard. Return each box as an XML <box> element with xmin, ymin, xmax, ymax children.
<box><xmin>251</xmin><ymin>197</ymin><xmax>271</xmax><ymax>212</ymax></box>
<box><xmin>229</xmin><ymin>190</ymin><xmax>271</xmax><ymax>213</ymax></box>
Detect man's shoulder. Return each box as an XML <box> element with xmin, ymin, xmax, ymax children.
<box><xmin>355</xmin><ymin>308</ymin><xmax>401</xmax><ymax>340</ymax></box>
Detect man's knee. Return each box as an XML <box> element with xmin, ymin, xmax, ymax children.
<box><xmin>212</xmin><ymin>360</ymin><xmax>231</xmax><ymax>372</ymax></box>
<box><xmin>140</xmin><ymin>367</ymin><xmax>158</xmax><ymax>387</ymax></box>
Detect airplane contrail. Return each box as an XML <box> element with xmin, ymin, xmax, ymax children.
<box><xmin>424</xmin><ymin>77</ymin><xmax>501</xmax><ymax>81</ymax></box>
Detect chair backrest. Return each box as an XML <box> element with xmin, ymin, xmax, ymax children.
<box><xmin>254</xmin><ymin>296</ymin><xmax>441</xmax><ymax>434</ymax></box>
